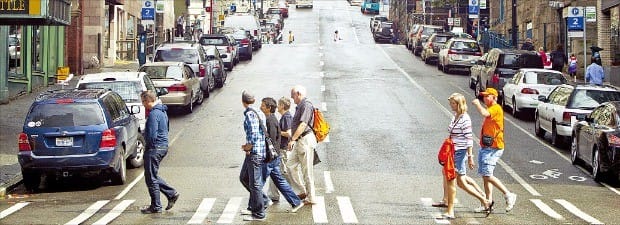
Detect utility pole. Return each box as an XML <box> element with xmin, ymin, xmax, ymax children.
<box><xmin>511</xmin><ymin>0</ymin><xmax>518</xmax><ymax>48</ymax></box>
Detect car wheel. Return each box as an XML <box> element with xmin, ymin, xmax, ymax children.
<box><xmin>469</xmin><ymin>78</ymin><xmax>476</xmax><ymax>90</ymax></box>
<box><xmin>424</xmin><ymin>56</ymin><xmax>431</xmax><ymax>64</ymax></box>
<box><xmin>592</xmin><ymin>146</ymin><xmax>606</xmax><ymax>182</ymax></box>
<box><xmin>551</xmin><ymin>122</ymin><xmax>562</xmax><ymax>147</ymax></box>
<box><xmin>535</xmin><ymin>114</ymin><xmax>546</xmax><ymax>138</ymax></box>
<box><xmin>216</xmin><ymin>72</ymin><xmax>225</xmax><ymax>88</ymax></box>
<box><xmin>208</xmin><ymin>73</ymin><xmax>216</xmax><ymax>91</ymax></box>
<box><xmin>196</xmin><ymin>89</ymin><xmax>204</xmax><ymax>105</ymax></box>
<box><xmin>129</xmin><ymin>134</ymin><xmax>145</xmax><ymax>168</ymax></box>
<box><xmin>185</xmin><ymin>94</ymin><xmax>194</xmax><ymax>114</ymax></box>
<box><xmin>22</xmin><ymin>169</ymin><xmax>41</xmax><ymax>191</ymax></box>
<box><xmin>444</xmin><ymin>65</ymin><xmax>450</xmax><ymax>74</ymax></box>
<box><xmin>203</xmin><ymin>86</ymin><xmax>210</xmax><ymax>98</ymax></box>
<box><xmin>249</xmin><ymin>53</ymin><xmax>253</xmax><ymax>60</ymax></box>
<box><xmin>570</xmin><ymin>135</ymin><xmax>581</xmax><ymax>165</ymax></box>
<box><xmin>437</xmin><ymin>60</ymin><xmax>443</xmax><ymax>71</ymax></box>
<box><xmin>474</xmin><ymin>78</ymin><xmax>482</xmax><ymax>97</ymax></box>
<box><xmin>111</xmin><ymin>154</ymin><xmax>127</xmax><ymax>185</ymax></box>
<box><xmin>512</xmin><ymin>98</ymin><xmax>520</xmax><ymax>118</ymax></box>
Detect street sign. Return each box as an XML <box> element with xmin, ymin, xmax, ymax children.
<box><xmin>454</xmin><ymin>18</ymin><xmax>461</xmax><ymax>26</ymax></box>
<box><xmin>585</xmin><ymin>6</ymin><xmax>596</xmax><ymax>22</ymax></box>
<box><xmin>142</xmin><ymin>0</ymin><xmax>155</xmax><ymax>21</ymax></box>
<box><xmin>568</xmin><ymin>31</ymin><xmax>584</xmax><ymax>38</ymax></box>
<box><xmin>469</xmin><ymin>0</ymin><xmax>479</xmax><ymax>15</ymax></box>
<box><xmin>567</xmin><ymin>7</ymin><xmax>583</xmax><ymax>31</ymax></box>
<box><xmin>447</xmin><ymin>18</ymin><xmax>454</xmax><ymax>26</ymax></box>
<box><xmin>479</xmin><ymin>0</ymin><xmax>487</xmax><ymax>9</ymax></box>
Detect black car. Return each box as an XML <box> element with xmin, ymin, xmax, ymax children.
<box><xmin>373</xmin><ymin>22</ymin><xmax>394</xmax><ymax>43</ymax></box>
<box><xmin>203</xmin><ymin>45</ymin><xmax>227</xmax><ymax>88</ymax></box>
<box><xmin>572</xmin><ymin>101</ymin><xmax>620</xmax><ymax>181</ymax></box>
<box><xmin>18</xmin><ymin>89</ymin><xmax>144</xmax><ymax>190</ymax></box>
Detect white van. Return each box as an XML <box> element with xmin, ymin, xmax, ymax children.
<box><xmin>296</xmin><ymin>0</ymin><xmax>313</xmax><ymax>8</ymax></box>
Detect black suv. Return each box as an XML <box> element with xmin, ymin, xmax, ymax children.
<box><xmin>18</xmin><ymin>89</ymin><xmax>144</xmax><ymax>190</ymax></box>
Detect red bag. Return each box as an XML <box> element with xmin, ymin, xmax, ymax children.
<box><xmin>438</xmin><ymin>138</ymin><xmax>457</xmax><ymax>181</ymax></box>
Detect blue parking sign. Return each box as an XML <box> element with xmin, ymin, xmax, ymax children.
<box><xmin>142</xmin><ymin>8</ymin><xmax>154</xmax><ymax>20</ymax></box>
<box><xmin>567</xmin><ymin>17</ymin><xmax>583</xmax><ymax>30</ymax></box>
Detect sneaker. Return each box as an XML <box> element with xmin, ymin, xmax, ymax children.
<box><xmin>243</xmin><ymin>215</ymin><xmax>266</xmax><ymax>221</ymax></box>
<box><xmin>473</xmin><ymin>205</ymin><xmax>487</xmax><ymax>213</ymax></box>
<box><xmin>166</xmin><ymin>193</ymin><xmax>180</xmax><ymax>210</ymax></box>
<box><xmin>140</xmin><ymin>206</ymin><xmax>163</xmax><ymax>214</ymax></box>
<box><xmin>240</xmin><ymin>209</ymin><xmax>252</xmax><ymax>215</ymax></box>
<box><xmin>505</xmin><ymin>193</ymin><xmax>517</xmax><ymax>212</ymax></box>
<box><xmin>291</xmin><ymin>203</ymin><xmax>305</xmax><ymax>213</ymax></box>
<box><xmin>264</xmin><ymin>200</ymin><xmax>274</xmax><ymax>209</ymax></box>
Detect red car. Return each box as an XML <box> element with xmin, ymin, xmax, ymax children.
<box><xmin>279</xmin><ymin>2</ymin><xmax>289</xmax><ymax>18</ymax></box>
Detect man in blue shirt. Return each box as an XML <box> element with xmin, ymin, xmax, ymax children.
<box><xmin>585</xmin><ymin>57</ymin><xmax>605</xmax><ymax>85</ymax></box>
<box><xmin>239</xmin><ymin>90</ymin><xmax>267</xmax><ymax>221</ymax></box>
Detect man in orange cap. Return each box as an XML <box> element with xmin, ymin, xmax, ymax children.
<box><xmin>471</xmin><ymin>88</ymin><xmax>517</xmax><ymax>214</ymax></box>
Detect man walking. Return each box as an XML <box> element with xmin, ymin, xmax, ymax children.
<box><xmin>239</xmin><ymin>91</ymin><xmax>267</xmax><ymax>221</ymax></box>
<box><xmin>287</xmin><ymin>85</ymin><xmax>318</xmax><ymax>204</ymax></box>
<box><xmin>472</xmin><ymin>88</ymin><xmax>517</xmax><ymax>213</ymax></box>
<box><xmin>140</xmin><ymin>91</ymin><xmax>179</xmax><ymax>214</ymax></box>
<box><xmin>288</xmin><ymin>30</ymin><xmax>295</xmax><ymax>44</ymax></box>
<box><xmin>585</xmin><ymin>57</ymin><xmax>605</xmax><ymax>85</ymax></box>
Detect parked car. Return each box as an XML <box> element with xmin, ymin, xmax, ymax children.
<box><xmin>370</xmin><ymin>15</ymin><xmax>388</xmax><ymax>31</ymax></box>
<box><xmin>471</xmin><ymin>48</ymin><xmax>543</xmax><ymax>98</ymax></box>
<box><xmin>470</xmin><ymin>53</ymin><xmax>489</xmax><ymax>89</ymax></box>
<box><xmin>225</xmin><ymin>15</ymin><xmax>262</xmax><ymax>51</ymax></box>
<box><xmin>406</xmin><ymin>23</ymin><xmax>421</xmax><ymax>50</ymax></box>
<box><xmin>572</xmin><ymin>101</ymin><xmax>620</xmax><ymax>181</ymax></box>
<box><xmin>203</xmin><ymin>45</ymin><xmax>228</xmax><ymax>88</ymax></box>
<box><xmin>279</xmin><ymin>2</ymin><xmax>289</xmax><ymax>18</ymax></box>
<box><xmin>76</xmin><ymin>71</ymin><xmax>164</xmax><ymax>132</ymax></box>
<box><xmin>225</xmin><ymin>34</ymin><xmax>241</xmax><ymax>64</ymax></box>
<box><xmin>8</xmin><ymin>34</ymin><xmax>20</xmax><ymax>66</ymax></box>
<box><xmin>502</xmin><ymin>69</ymin><xmax>568</xmax><ymax>118</ymax></box>
<box><xmin>349</xmin><ymin>0</ymin><xmax>362</xmax><ymax>6</ymax></box>
<box><xmin>437</xmin><ymin>38</ymin><xmax>482</xmax><ymax>74</ymax></box>
<box><xmin>19</xmin><ymin>89</ymin><xmax>144</xmax><ymax>190</ymax></box>
<box><xmin>296</xmin><ymin>0</ymin><xmax>313</xmax><ymax>8</ymax></box>
<box><xmin>231</xmin><ymin>29</ymin><xmax>254</xmax><ymax>60</ymax></box>
<box><xmin>420</xmin><ymin>32</ymin><xmax>454</xmax><ymax>64</ymax></box>
<box><xmin>412</xmin><ymin>25</ymin><xmax>443</xmax><ymax>56</ymax></box>
<box><xmin>199</xmin><ymin>34</ymin><xmax>237</xmax><ymax>71</ymax></box>
<box><xmin>361</xmin><ymin>0</ymin><xmax>380</xmax><ymax>14</ymax></box>
<box><xmin>153</xmin><ymin>42</ymin><xmax>214</xmax><ymax>96</ymax></box>
<box><xmin>373</xmin><ymin>21</ymin><xmax>394</xmax><ymax>43</ymax></box>
<box><xmin>535</xmin><ymin>84</ymin><xmax>620</xmax><ymax>147</ymax></box>
<box><xmin>139</xmin><ymin>62</ymin><xmax>204</xmax><ymax>113</ymax></box>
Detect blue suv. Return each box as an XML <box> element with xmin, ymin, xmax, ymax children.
<box><xmin>18</xmin><ymin>89</ymin><xmax>144</xmax><ymax>190</ymax></box>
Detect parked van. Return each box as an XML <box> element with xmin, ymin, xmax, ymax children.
<box><xmin>361</xmin><ymin>0</ymin><xmax>380</xmax><ymax>14</ymax></box>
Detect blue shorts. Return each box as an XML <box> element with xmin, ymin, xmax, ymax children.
<box><xmin>477</xmin><ymin>147</ymin><xmax>503</xmax><ymax>176</ymax></box>
<box><xmin>454</xmin><ymin>149</ymin><xmax>468</xmax><ymax>175</ymax></box>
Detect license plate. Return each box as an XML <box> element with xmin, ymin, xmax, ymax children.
<box><xmin>56</xmin><ymin>137</ymin><xmax>73</xmax><ymax>147</ymax></box>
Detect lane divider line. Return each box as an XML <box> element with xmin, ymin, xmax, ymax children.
<box><xmin>313</xmin><ymin>196</ymin><xmax>328</xmax><ymax>224</ymax></box>
<box><xmin>92</xmin><ymin>199</ymin><xmax>134</xmax><ymax>225</ymax></box>
<box><xmin>114</xmin><ymin>172</ymin><xmax>144</xmax><ymax>200</ymax></box>
<box><xmin>324</xmin><ymin>171</ymin><xmax>335</xmax><ymax>193</ymax></box>
<box><xmin>187</xmin><ymin>198</ymin><xmax>216</xmax><ymax>224</ymax></box>
<box><xmin>554</xmin><ymin>199</ymin><xmax>603</xmax><ymax>224</ymax></box>
<box><xmin>0</xmin><ymin>202</ymin><xmax>29</xmax><ymax>220</ymax></box>
<box><xmin>217</xmin><ymin>197</ymin><xmax>242</xmax><ymax>224</ymax></box>
<box><xmin>530</xmin><ymin>199</ymin><xmax>564</xmax><ymax>220</ymax></box>
<box><xmin>65</xmin><ymin>200</ymin><xmax>109</xmax><ymax>225</ymax></box>
<box><xmin>321</xmin><ymin>102</ymin><xmax>327</xmax><ymax>112</ymax></box>
<box><xmin>336</xmin><ymin>196</ymin><xmax>358</xmax><ymax>223</ymax></box>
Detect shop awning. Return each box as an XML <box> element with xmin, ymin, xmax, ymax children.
<box><xmin>602</xmin><ymin>0</ymin><xmax>620</xmax><ymax>11</ymax></box>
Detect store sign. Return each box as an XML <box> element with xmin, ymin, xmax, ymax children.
<box><xmin>0</xmin><ymin>0</ymin><xmax>29</xmax><ymax>14</ymax></box>
<box><xmin>585</xmin><ymin>6</ymin><xmax>596</xmax><ymax>22</ymax></box>
<box><xmin>0</xmin><ymin>0</ymin><xmax>70</xmax><ymax>25</ymax></box>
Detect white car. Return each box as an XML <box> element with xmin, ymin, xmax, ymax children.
<box><xmin>8</xmin><ymin>35</ymin><xmax>20</xmax><ymax>65</ymax></box>
<box><xmin>535</xmin><ymin>84</ymin><xmax>620</xmax><ymax>147</ymax></box>
<box><xmin>76</xmin><ymin>72</ymin><xmax>164</xmax><ymax>132</ymax></box>
<box><xmin>502</xmin><ymin>69</ymin><xmax>568</xmax><ymax>118</ymax></box>
<box><xmin>349</xmin><ymin>0</ymin><xmax>362</xmax><ymax>6</ymax></box>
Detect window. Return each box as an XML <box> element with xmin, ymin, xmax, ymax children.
<box><xmin>78</xmin><ymin>81</ymin><xmax>142</xmax><ymax>103</ymax></box>
<box><xmin>154</xmin><ymin>49</ymin><xmax>199</xmax><ymax>64</ymax></box>
<box><xmin>610</xmin><ymin>7</ymin><xmax>620</xmax><ymax>66</ymax></box>
<box><xmin>143</xmin><ymin>75</ymin><xmax>156</xmax><ymax>92</ymax></box>
<box><xmin>523</xmin><ymin>72</ymin><xmax>567</xmax><ymax>85</ymax></box>
<box><xmin>550</xmin><ymin>87</ymin><xmax>572</xmax><ymax>105</ymax></box>
<box><xmin>569</xmin><ymin>90</ymin><xmax>620</xmax><ymax>108</ymax></box>
<box><xmin>27</xmin><ymin>103</ymin><xmax>105</xmax><ymax>127</ymax></box>
<box><xmin>104</xmin><ymin>96</ymin><xmax>121</xmax><ymax>122</ymax></box>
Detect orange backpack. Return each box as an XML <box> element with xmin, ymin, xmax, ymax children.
<box><xmin>312</xmin><ymin>108</ymin><xmax>330</xmax><ymax>142</ymax></box>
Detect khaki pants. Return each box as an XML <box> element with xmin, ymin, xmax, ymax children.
<box><xmin>286</xmin><ymin>133</ymin><xmax>318</xmax><ymax>202</ymax></box>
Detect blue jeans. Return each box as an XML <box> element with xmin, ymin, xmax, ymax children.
<box><xmin>144</xmin><ymin>148</ymin><xmax>177</xmax><ymax>210</ymax></box>
<box><xmin>454</xmin><ymin>149</ymin><xmax>468</xmax><ymax>175</ymax></box>
<box><xmin>263</xmin><ymin>156</ymin><xmax>302</xmax><ymax>207</ymax></box>
<box><xmin>239</xmin><ymin>154</ymin><xmax>266</xmax><ymax>218</ymax></box>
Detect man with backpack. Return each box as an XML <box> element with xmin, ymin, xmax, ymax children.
<box><xmin>550</xmin><ymin>44</ymin><xmax>567</xmax><ymax>72</ymax></box>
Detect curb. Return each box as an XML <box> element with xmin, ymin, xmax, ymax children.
<box><xmin>0</xmin><ymin>173</ymin><xmax>22</xmax><ymax>198</ymax></box>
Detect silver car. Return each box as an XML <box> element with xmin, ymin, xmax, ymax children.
<box><xmin>437</xmin><ymin>38</ymin><xmax>483</xmax><ymax>74</ymax></box>
<box><xmin>139</xmin><ymin>62</ymin><xmax>204</xmax><ymax>114</ymax></box>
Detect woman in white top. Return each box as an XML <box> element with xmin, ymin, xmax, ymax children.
<box><xmin>434</xmin><ymin>93</ymin><xmax>493</xmax><ymax>219</ymax></box>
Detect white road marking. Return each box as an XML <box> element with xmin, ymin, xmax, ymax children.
<box><xmin>321</xmin><ymin>85</ymin><xmax>326</xmax><ymax>92</ymax></box>
<box><xmin>420</xmin><ymin>197</ymin><xmax>433</xmax><ymax>207</ymax></box>
<box><xmin>602</xmin><ymin>182</ymin><xmax>620</xmax><ymax>195</ymax></box>
<box><xmin>92</xmin><ymin>200</ymin><xmax>134</xmax><ymax>225</ymax></box>
<box><xmin>319</xmin><ymin>72</ymin><xmax>325</xmax><ymax>77</ymax></box>
<box><xmin>320</xmin><ymin>61</ymin><xmax>325</xmax><ymax>67</ymax></box>
<box><xmin>312</xmin><ymin>196</ymin><xmax>328</xmax><ymax>224</ymax></box>
<box><xmin>324</xmin><ymin>171</ymin><xmax>335</xmax><ymax>193</ymax></box>
<box><xmin>114</xmin><ymin>172</ymin><xmax>144</xmax><ymax>200</ymax></box>
<box><xmin>0</xmin><ymin>202</ymin><xmax>29</xmax><ymax>219</ymax></box>
<box><xmin>323</xmin><ymin>135</ymin><xmax>330</xmax><ymax>143</ymax></box>
<box><xmin>554</xmin><ymin>199</ymin><xmax>603</xmax><ymax>224</ymax></box>
<box><xmin>217</xmin><ymin>197</ymin><xmax>242</xmax><ymax>224</ymax></box>
<box><xmin>65</xmin><ymin>200</ymin><xmax>109</xmax><ymax>225</ymax></box>
<box><xmin>433</xmin><ymin>216</ymin><xmax>451</xmax><ymax>224</ymax></box>
<box><xmin>187</xmin><ymin>198</ymin><xmax>216</xmax><ymax>224</ymax></box>
<box><xmin>530</xmin><ymin>199</ymin><xmax>564</xmax><ymax>220</ymax></box>
<box><xmin>378</xmin><ymin>47</ymin><xmax>543</xmax><ymax>197</ymax></box>
<box><xmin>529</xmin><ymin>160</ymin><xmax>544</xmax><ymax>164</ymax></box>
<box><xmin>336</xmin><ymin>196</ymin><xmax>358</xmax><ymax>223</ymax></box>
<box><xmin>321</xmin><ymin>102</ymin><xmax>327</xmax><ymax>111</ymax></box>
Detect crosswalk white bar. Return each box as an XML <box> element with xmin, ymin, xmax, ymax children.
<box><xmin>530</xmin><ymin>199</ymin><xmax>564</xmax><ymax>220</ymax></box>
<box><xmin>324</xmin><ymin>171</ymin><xmax>335</xmax><ymax>193</ymax></box>
<box><xmin>0</xmin><ymin>202</ymin><xmax>29</xmax><ymax>220</ymax></box>
<box><xmin>65</xmin><ymin>200</ymin><xmax>109</xmax><ymax>225</ymax></box>
<box><xmin>114</xmin><ymin>172</ymin><xmax>144</xmax><ymax>200</ymax></box>
<box><xmin>554</xmin><ymin>199</ymin><xmax>603</xmax><ymax>225</ymax></box>
<box><xmin>336</xmin><ymin>196</ymin><xmax>358</xmax><ymax>224</ymax></box>
<box><xmin>313</xmin><ymin>196</ymin><xmax>328</xmax><ymax>224</ymax></box>
<box><xmin>217</xmin><ymin>197</ymin><xmax>242</xmax><ymax>224</ymax></box>
<box><xmin>187</xmin><ymin>198</ymin><xmax>216</xmax><ymax>224</ymax></box>
<box><xmin>420</xmin><ymin>198</ymin><xmax>433</xmax><ymax>207</ymax></box>
<box><xmin>92</xmin><ymin>200</ymin><xmax>134</xmax><ymax>225</ymax></box>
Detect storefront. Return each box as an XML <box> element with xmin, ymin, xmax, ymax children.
<box><xmin>602</xmin><ymin>0</ymin><xmax>620</xmax><ymax>66</ymax></box>
<box><xmin>0</xmin><ymin>0</ymin><xmax>71</xmax><ymax>104</ymax></box>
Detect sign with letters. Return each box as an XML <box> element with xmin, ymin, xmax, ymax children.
<box><xmin>142</xmin><ymin>0</ymin><xmax>155</xmax><ymax>24</ymax></box>
<box><xmin>567</xmin><ymin>7</ymin><xmax>584</xmax><ymax>31</ymax></box>
<box><xmin>0</xmin><ymin>0</ymin><xmax>29</xmax><ymax>15</ymax></box>
<box><xmin>468</xmin><ymin>0</ymin><xmax>479</xmax><ymax>18</ymax></box>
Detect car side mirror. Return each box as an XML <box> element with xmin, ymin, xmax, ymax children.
<box><xmin>148</xmin><ymin>56</ymin><xmax>154</xmax><ymax>62</ymax></box>
<box><xmin>129</xmin><ymin>105</ymin><xmax>141</xmax><ymax>114</ymax></box>
<box><xmin>220</xmin><ymin>54</ymin><xmax>227</xmax><ymax>58</ymax></box>
<box><xmin>156</xmin><ymin>87</ymin><xmax>169</xmax><ymax>96</ymax></box>
<box><xmin>207</xmin><ymin>55</ymin><xmax>215</xmax><ymax>60</ymax></box>
<box><xmin>538</xmin><ymin>95</ymin><xmax>548</xmax><ymax>102</ymax></box>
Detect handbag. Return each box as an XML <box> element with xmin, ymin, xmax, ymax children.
<box><xmin>248</xmin><ymin>108</ymin><xmax>279</xmax><ymax>163</ymax></box>
<box><xmin>481</xmin><ymin>130</ymin><xmax>501</xmax><ymax>147</ymax></box>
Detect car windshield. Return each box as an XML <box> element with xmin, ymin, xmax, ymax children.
<box><xmin>434</xmin><ymin>36</ymin><xmax>450</xmax><ymax>43</ymax></box>
<box><xmin>9</xmin><ymin>37</ymin><xmax>18</xmax><ymax>46</ymax></box>
<box><xmin>523</xmin><ymin>72</ymin><xmax>567</xmax><ymax>85</ymax></box>
<box><xmin>422</xmin><ymin>27</ymin><xmax>441</xmax><ymax>36</ymax></box>
<box><xmin>376</xmin><ymin>17</ymin><xmax>388</xmax><ymax>22</ymax></box>
<box><xmin>77</xmin><ymin>81</ymin><xmax>142</xmax><ymax>103</ymax></box>
<box><xmin>450</xmin><ymin>41</ymin><xmax>480</xmax><ymax>52</ymax></box>
<box><xmin>154</xmin><ymin>49</ymin><xmax>199</xmax><ymax>64</ymax></box>
<box><xmin>200</xmin><ymin>37</ymin><xmax>226</xmax><ymax>46</ymax></box>
<box><xmin>27</xmin><ymin>103</ymin><xmax>105</xmax><ymax>127</ymax></box>
<box><xmin>569</xmin><ymin>90</ymin><xmax>620</xmax><ymax>108</ymax></box>
<box><xmin>500</xmin><ymin>54</ymin><xmax>519</xmax><ymax>67</ymax></box>
<box><xmin>141</xmin><ymin>66</ymin><xmax>184</xmax><ymax>80</ymax></box>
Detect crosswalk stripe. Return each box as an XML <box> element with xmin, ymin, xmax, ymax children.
<box><xmin>313</xmin><ymin>196</ymin><xmax>328</xmax><ymax>224</ymax></box>
<box><xmin>336</xmin><ymin>196</ymin><xmax>358</xmax><ymax>223</ymax></box>
<box><xmin>92</xmin><ymin>200</ymin><xmax>134</xmax><ymax>225</ymax></box>
<box><xmin>324</xmin><ymin>171</ymin><xmax>335</xmax><ymax>193</ymax></box>
<box><xmin>65</xmin><ymin>200</ymin><xmax>109</xmax><ymax>225</ymax></box>
<box><xmin>217</xmin><ymin>197</ymin><xmax>242</xmax><ymax>224</ymax></box>
<box><xmin>0</xmin><ymin>202</ymin><xmax>29</xmax><ymax>220</ymax></box>
<box><xmin>530</xmin><ymin>199</ymin><xmax>564</xmax><ymax>220</ymax></box>
<box><xmin>554</xmin><ymin>199</ymin><xmax>603</xmax><ymax>225</ymax></box>
<box><xmin>187</xmin><ymin>198</ymin><xmax>216</xmax><ymax>224</ymax></box>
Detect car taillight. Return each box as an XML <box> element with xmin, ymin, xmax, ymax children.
<box><xmin>100</xmin><ymin>129</ymin><xmax>116</xmax><ymax>148</ymax></box>
<box><xmin>241</xmin><ymin>39</ymin><xmax>250</xmax><ymax>45</ymax></box>
<box><xmin>608</xmin><ymin>134</ymin><xmax>620</xmax><ymax>146</ymax></box>
<box><xmin>562</xmin><ymin>112</ymin><xmax>574</xmax><ymax>123</ymax></box>
<box><xmin>167</xmin><ymin>84</ymin><xmax>187</xmax><ymax>92</ymax></box>
<box><xmin>521</xmin><ymin>88</ymin><xmax>539</xmax><ymax>94</ymax></box>
<box><xmin>227</xmin><ymin>46</ymin><xmax>233</xmax><ymax>53</ymax></box>
<box><xmin>18</xmin><ymin>133</ymin><xmax>31</xmax><ymax>151</ymax></box>
<box><xmin>448</xmin><ymin>50</ymin><xmax>457</xmax><ymax>55</ymax></box>
<box><xmin>16</xmin><ymin>46</ymin><xmax>20</xmax><ymax>51</ymax></box>
<box><xmin>492</xmin><ymin>73</ymin><xmax>500</xmax><ymax>84</ymax></box>
<box><xmin>474</xmin><ymin>51</ymin><xmax>483</xmax><ymax>56</ymax></box>
<box><xmin>199</xmin><ymin>64</ymin><xmax>206</xmax><ymax>77</ymax></box>
<box><xmin>429</xmin><ymin>42</ymin><xmax>433</xmax><ymax>48</ymax></box>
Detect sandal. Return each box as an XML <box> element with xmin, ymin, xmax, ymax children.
<box><xmin>485</xmin><ymin>201</ymin><xmax>495</xmax><ymax>217</ymax></box>
<box><xmin>432</xmin><ymin>201</ymin><xmax>448</xmax><ymax>208</ymax></box>
<box><xmin>436</xmin><ymin>213</ymin><xmax>455</xmax><ymax>220</ymax></box>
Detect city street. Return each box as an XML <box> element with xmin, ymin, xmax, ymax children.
<box><xmin>1</xmin><ymin>0</ymin><xmax>620</xmax><ymax>224</ymax></box>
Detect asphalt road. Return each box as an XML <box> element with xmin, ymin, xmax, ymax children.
<box><xmin>1</xmin><ymin>1</ymin><xmax>619</xmax><ymax>224</ymax></box>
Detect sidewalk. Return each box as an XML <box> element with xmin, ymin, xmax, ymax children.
<box><xmin>0</xmin><ymin>60</ymin><xmax>140</xmax><ymax>197</ymax></box>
